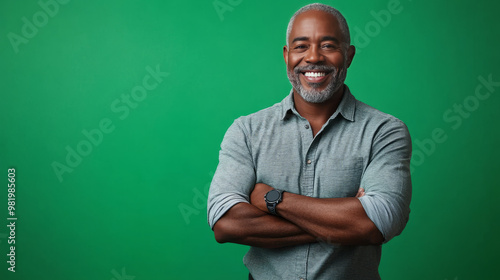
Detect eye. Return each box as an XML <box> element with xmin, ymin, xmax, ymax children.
<box><xmin>294</xmin><ymin>45</ymin><xmax>307</xmax><ymax>50</ymax></box>
<box><xmin>321</xmin><ymin>44</ymin><xmax>336</xmax><ymax>49</ymax></box>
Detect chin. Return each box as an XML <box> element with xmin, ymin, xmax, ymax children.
<box><xmin>297</xmin><ymin>88</ymin><xmax>335</xmax><ymax>103</ymax></box>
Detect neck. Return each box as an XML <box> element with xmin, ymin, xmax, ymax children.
<box><xmin>293</xmin><ymin>84</ymin><xmax>345</xmax><ymax>126</ymax></box>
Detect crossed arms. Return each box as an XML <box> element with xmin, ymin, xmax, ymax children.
<box><xmin>207</xmin><ymin>118</ymin><xmax>412</xmax><ymax>249</ymax></box>
<box><xmin>213</xmin><ymin>184</ymin><xmax>383</xmax><ymax>248</ymax></box>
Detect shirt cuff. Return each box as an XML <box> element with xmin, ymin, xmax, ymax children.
<box><xmin>207</xmin><ymin>193</ymin><xmax>248</xmax><ymax>229</ymax></box>
<box><xmin>358</xmin><ymin>193</ymin><xmax>409</xmax><ymax>243</ymax></box>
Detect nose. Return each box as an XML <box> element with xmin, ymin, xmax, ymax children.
<box><xmin>305</xmin><ymin>45</ymin><xmax>325</xmax><ymax>64</ymax></box>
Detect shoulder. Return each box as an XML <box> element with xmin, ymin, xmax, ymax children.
<box><xmin>355</xmin><ymin>99</ymin><xmax>408</xmax><ymax>130</ymax></box>
<box><xmin>232</xmin><ymin>98</ymin><xmax>286</xmax><ymax>132</ymax></box>
<box><xmin>239</xmin><ymin>100</ymin><xmax>283</xmax><ymax>122</ymax></box>
<box><xmin>221</xmin><ymin>99</ymin><xmax>285</xmax><ymax>151</ymax></box>
<box><xmin>351</xmin><ymin>98</ymin><xmax>411</xmax><ymax>147</ymax></box>
<box><xmin>355</xmin><ymin>99</ymin><xmax>400</xmax><ymax>122</ymax></box>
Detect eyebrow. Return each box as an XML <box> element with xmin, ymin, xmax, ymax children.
<box><xmin>321</xmin><ymin>36</ymin><xmax>340</xmax><ymax>43</ymax></box>
<box><xmin>291</xmin><ymin>36</ymin><xmax>341</xmax><ymax>44</ymax></box>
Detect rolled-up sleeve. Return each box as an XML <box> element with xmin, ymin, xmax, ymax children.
<box><xmin>358</xmin><ymin>119</ymin><xmax>412</xmax><ymax>243</ymax></box>
<box><xmin>207</xmin><ymin>118</ymin><xmax>256</xmax><ymax>229</ymax></box>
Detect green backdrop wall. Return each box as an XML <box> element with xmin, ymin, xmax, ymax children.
<box><xmin>1</xmin><ymin>0</ymin><xmax>499</xmax><ymax>279</ymax></box>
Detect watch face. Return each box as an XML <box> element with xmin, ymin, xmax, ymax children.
<box><xmin>266</xmin><ymin>190</ymin><xmax>280</xmax><ymax>202</ymax></box>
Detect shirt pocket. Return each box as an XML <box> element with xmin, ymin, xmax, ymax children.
<box><xmin>316</xmin><ymin>157</ymin><xmax>364</xmax><ymax>198</ymax></box>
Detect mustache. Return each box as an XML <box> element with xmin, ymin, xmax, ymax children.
<box><xmin>293</xmin><ymin>65</ymin><xmax>336</xmax><ymax>74</ymax></box>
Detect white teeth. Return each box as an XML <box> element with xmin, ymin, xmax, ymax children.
<box><xmin>304</xmin><ymin>72</ymin><xmax>326</xmax><ymax>77</ymax></box>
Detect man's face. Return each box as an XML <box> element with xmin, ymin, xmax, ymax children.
<box><xmin>284</xmin><ymin>10</ymin><xmax>354</xmax><ymax>103</ymax></box>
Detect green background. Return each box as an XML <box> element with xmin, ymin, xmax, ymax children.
<box><xmin>1</xmin><ymin>0</ymin><xmax>499</xmax><ymax>279</ymax></box>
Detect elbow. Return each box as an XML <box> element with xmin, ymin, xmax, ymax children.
<box><xmin>213</xmin><ymin>222</ymin><xmax>229</xmax><ymax>244</ymax></box>
<box><xmin>366</xmin><ymin>224</ymin><xmax>384</xmax><ymax>245</ymax></box>
<box><xmin>214</xmin><ymin>233</ymin><xmax>227</xmax><ymax>244</ymax></box>
<box><xmin>213</xmin><ymin>227</ymin><xmax>229</xmax><ymax>244</ymax></box>
<box><xmin>351</xmin><ymin>220</ymin><xmax>384</xmax><ymax>245</ymax></box>
<box><xmin>213</xmin><ymin>218</ymin><xmax>240</xmax><ymax>244</ymax></box>
<box><xmin>359</xmin><ymin>219</ymin><xmax>384</xmax><ymax>245</ymax></box>
<box><xmin>212</xmin><ymin>203</ymin><xmax>254</xmax><ymax>244</ymax></box>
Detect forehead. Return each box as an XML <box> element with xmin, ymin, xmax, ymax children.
<box><xmin>289</xmin><ymin>10</ymin><xmax>343</xmax><ymax>42</ymax></box>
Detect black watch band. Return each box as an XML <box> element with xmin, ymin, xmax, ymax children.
<box><xmin>265</xmin><ymin>189</ymin><xmax>284</xmax><ymax>216</ymax></box>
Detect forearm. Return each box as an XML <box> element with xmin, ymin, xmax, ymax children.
<box><xmin>213</xmin><ymin>202</ymin><xmax>317</xmax><ymax>248</ymax></box>
<box><xmin>277</xmin><ymin>192</ymin><xmax>383</xmax><ymax>245</ymax></box>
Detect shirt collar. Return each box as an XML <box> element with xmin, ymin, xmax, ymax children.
<box><xmin>280</xmin><ymin>85</ymin><xmax>356</xmax><ymax>122</ymax></box>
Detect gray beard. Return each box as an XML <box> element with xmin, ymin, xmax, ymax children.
<box><xmin>287</xmin><ymin>64</ymin><xmax>347</xmax><ymax>103</ymax></box>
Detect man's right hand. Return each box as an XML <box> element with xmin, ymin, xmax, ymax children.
<box><xmin>355</xmin><ymin>188</ymin><xmax>365</xmax><ymax>198</ymax></box>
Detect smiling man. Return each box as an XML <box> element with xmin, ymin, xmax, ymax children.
<box><xmin>207</xmin><ymin>3</ymin><xmax>412</xmax><ymax>280</ymax></box>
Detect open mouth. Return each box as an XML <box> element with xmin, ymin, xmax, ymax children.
<box><xmin>300</xmin><ymin>71</ymin><xmax>330</xmax><ymax>83</ymax></box>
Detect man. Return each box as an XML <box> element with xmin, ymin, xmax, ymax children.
<box><xmin>207</xmin><ymin>3</ymin><xmax>412</xmax><ymax>280</ymax></box>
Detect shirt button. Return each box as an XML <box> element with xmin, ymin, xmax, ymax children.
<box><xmin>304</xmin><ymin>124</ymin><xmax>309</xmax><ymax>129</ymax></box>
<box><xmin>306</xmin><ymin>159</ymin><xmax>312</xmax><ymax>164</ymax></box>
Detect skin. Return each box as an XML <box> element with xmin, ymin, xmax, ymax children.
<box><xmin>213</xmin><ymin>10</ymin><xmax>384</xmax><ymax>248</ymax></box>
<box><xmin>285</xmin><ymin>10</ymin><xmax>355</xmax><ymax>136</ymax></box>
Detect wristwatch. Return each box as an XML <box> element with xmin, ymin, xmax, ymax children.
<box><xmin>265</xmin><ymin>189</ymin><xmax>284</xmax><ymax>216</ymax></box>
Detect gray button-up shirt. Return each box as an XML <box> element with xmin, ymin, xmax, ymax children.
<box><xmin>207</xmin><ymin>86</ymin><xmax>412</xmax><ymax>280</ymax></box>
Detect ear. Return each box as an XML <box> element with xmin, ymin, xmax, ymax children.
<box><xmin>283</xmin><ymin>45</ymin><xmax>288</xmax><ymax>65</ymax></box>
<box><xmin>346</xmin><ymin>45</ymin><xmax>355</xmax><ymax>68</ymax></box>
